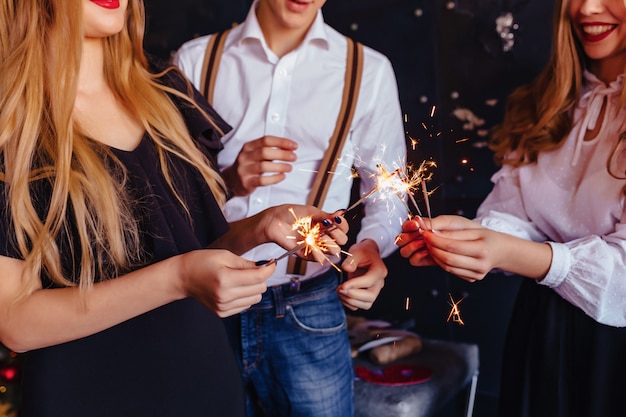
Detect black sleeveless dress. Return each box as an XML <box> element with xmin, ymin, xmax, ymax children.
<box><xmin>0</xmin><ymin>69</ymin><xmax>246</xmax><ymax>417</ymax></box>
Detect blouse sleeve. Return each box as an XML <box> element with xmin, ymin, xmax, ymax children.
<box><xmin>541</xmin><ymin>224</ymin><xmax>626</xmax><ymax>327</ymax></box>
<box><xmin>475</xmin><ymin>165</ymin><xmax>548</xmax><ymax>242</ymax></box>
<box><xmin>476</xmin><ymin>164</ymin><xmax>626</xmax><ymax>327</ymax></box>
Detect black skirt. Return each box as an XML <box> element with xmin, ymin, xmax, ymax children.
<box><xmin>499</xmin><ymin>278</ymin><xmax>626</xmax><ymax>417</ymax></box>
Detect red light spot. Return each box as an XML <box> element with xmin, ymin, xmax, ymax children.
<box><xmin>0</xmin><ymin>366</ymin><xmax>18</xmax><ymax>382</ymax></box>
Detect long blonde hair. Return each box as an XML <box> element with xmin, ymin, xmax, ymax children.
<box><xmin>0</xmin><ymin>0</ymin><xmax>226</xmax><ymax>296</ymax></box>
<box><xmin>490</xmin><ymin>0</ymin><xmax>626</xmax><ymax>165</ymax></box>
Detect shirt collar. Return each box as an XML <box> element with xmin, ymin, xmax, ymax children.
<box><xmin>234</xmin><ymin>0</ymin><xmax>329</xmax><ymax>52</ymax></box>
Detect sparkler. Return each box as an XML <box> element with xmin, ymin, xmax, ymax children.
<box><xmin>421</xmin><ymin>177</ymin><xmax>433</xmax><ymax>230</ymax></box>
<box><xmin>345</xmin><ymin>161</ymin><xmax>436</xmax><ymax>225</ymax></box>
<box><xmin>344</xmin><ymin>164</ymin><xmax>409</xmax><ymax>214</ymax></box>
<box><xmin>259</xmin><ymin>156</ymin><xmax>437</xmax><ymax>269</ymax></box>
<box><xmin>446</xmin><ymin>294</ymin><xmax>465</xmax><ymax>326</ymax></box>
<box><xmin>257</xmin><ymin>208</ymin><xmax>348</xmax><ymax>270</ymax></box>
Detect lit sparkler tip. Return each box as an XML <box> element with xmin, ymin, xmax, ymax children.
<box><xmin>447</xmin><ymin>294</ymin><xmax>465</xmax><ymax>326</ymax></box>
<box><xmin>263</xmin><ymin>208</ymin><xmax>346</xmax><ymax>269</ymax></box>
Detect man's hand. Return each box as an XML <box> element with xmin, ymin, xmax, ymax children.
<box><xmin>338</xmin><ymin>239</ymin><xmax>387</xmax><ymax>311</ymax></box>
<box><xmin>222</xmin><ymin>136</ymin><xmax>298</xmax><ymax>196</ymax></box>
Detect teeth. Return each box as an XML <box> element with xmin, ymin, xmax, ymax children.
<box><xmin>583</xmin><ymin>24</ymin><xmax>615</xmax><ymax>35</ymax></box>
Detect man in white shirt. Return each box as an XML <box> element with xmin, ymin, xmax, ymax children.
<box><xmin>175</xmin><ymin>0</ymin><xmax>406</xmax><ymax>415</ymax></box>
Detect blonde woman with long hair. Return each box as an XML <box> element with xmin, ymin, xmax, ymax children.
<box><xmin>0</xmin><ymin>1</ymin><xmax>347</xmax><ymax>416</ymax></box>
<box><xmin>397</xmin><ymin>0</ymin><xmax>626</xmax><ymax>415</ymax></box>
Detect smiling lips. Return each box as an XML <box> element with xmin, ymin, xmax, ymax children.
<box><xmin>90</xmin><ymin>0</ymin><xmax>120</xmax><ymax>9</ymax></box>
<box><xmin>581</xmin><ymin>23</ymin><xmax>617</xmax><ymax>42</ymax></box>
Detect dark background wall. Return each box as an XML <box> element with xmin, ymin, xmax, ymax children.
<box><xmin>143</xmin><ymin>1</ymin><xmax>556</xmax><ymax>415</ymax></box>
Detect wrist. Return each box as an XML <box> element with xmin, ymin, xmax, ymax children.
<box><xmin>167</xmin><ymin>253</ymin><xmax>189</xmax><ymax>300</ymax></box>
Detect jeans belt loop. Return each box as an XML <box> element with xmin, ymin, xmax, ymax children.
<box><xmin>270</xmin><ymin>285</ymin><xmax>286</xmax><ymax>318</ymax></box>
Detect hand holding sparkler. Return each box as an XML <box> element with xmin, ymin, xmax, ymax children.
<box><xmin>256</xmin><ymin>206</ymin><xmax>349</xmax><ymax>268</ymax></box>
<box><xmin>395</xmin><ymin>218</ymin><xmax>436</xmax><ymax>267</ymax></box>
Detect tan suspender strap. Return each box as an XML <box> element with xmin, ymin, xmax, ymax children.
<box><xmin>306</xmin><ymin>38</ymin><xmax>364</xmax><ymax>207</ymax></box>
<box><xmin>287</xmin><ymin>37</ymin><xmax>364</xmax><ymax>276</ymax></box>
<box><xmin>199</xmin><ymin>28</ymin><xmax>231</xmax><ymax>105</ymax></box>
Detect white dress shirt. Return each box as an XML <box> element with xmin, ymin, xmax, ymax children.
<box><xmin>476</xmin><ymin>71</ymin><xmax>626</xmax><ymax>327</ymax></box>
<box><xmin>175</xmin><ymin>3</ymin><xmax>407</xmax><ymax>285</ymax></box>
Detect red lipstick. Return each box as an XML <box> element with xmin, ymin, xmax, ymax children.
<box><xmin>90</xmin><ymin>0</ymin><xmax>120</xmax><ymax>10</ymax></box>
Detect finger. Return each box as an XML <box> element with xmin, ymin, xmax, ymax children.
<box><xmin>402</xmin><ymin>219</ymin><xmax>421</xmax><ymax>233</ymax></box>
<box><xmin>423</xmin><ymin>230</ymin><xmax>486</xmax><ymax>258</ymax></box>
<box><xmin>256</xmin><ymin>160</ymin><xmax>294</xmax><ymax>173</ymax></box>
<box><xmin>426</xmin><ymin>228</ymin><xmax>483</xmax><ymax>241</ymax></box>
<box><xmin>339</xmin><ymin>298</ymin><xmax>359</xmax><ymax>311</ymax></box>
<box><xmin>310</xmin><ymin>249</ymin><xmax>337</xmax><ymax>265</ymax></box>
<box><xmin>326</xmin><ymin>227</ymin><xmax>348</xmax><ymax>246</ymax></box>
<box><xmin>258</xmin><ymin>147</ymin><xmax>297</xmax><ymax>163</ymax></box>
<box><xmin>415</xmin><ymin>216</ymin><xmax>430</xmax><ymax>231</ymax></box>
<box><xmin>398</xmin><ymin>238</ymin><xmax>427</xmax><ymax>259</ymax></box>
<box><xmin>408</xmin><ymin>249</ymin><xmax>434</xmax><ymax>267</ymax></box>
<box><xmin>395</xmin><ymin>231</ymin><xmax>423</xmax><ymax>247</ymax></box>
<box><xmin>340</xmin><ymin>273</ymin><xmax>377</xmax><ymax>290</ymax></box>
<box><xmin>241</xmin><ymin>136</ymin><xmax>295</xmax><ymax>153</ymax></box>
<box><xmin>213</xmin><ymin>293</ymin><xmax>264</xmax><ymax>317</ymax></box>
<box><xmin>330</xmin><ymin>210</ymin><xmax>347</xmax><ymax>223</ymax></box>
<box><xmin>240</xmin><ymin>161</ymin><xmax>292</xmax><ymax>177</ymax></box>
<box><xmin>338</xmin><ymin>291</ymin><xmax>376</xmax><ymax>311</ymax></box>
<box><xmin>431</xmin><ymin>261</ymin><xmax>482</xmax><ymax>283</ymax></box>
<box><xmin>320</xmin><ymin>235</ymin><xmax>341</xmax><ymax>256</ymax></box>
<box><xmin>260</xmin><ymin>135</ymin><xmax>299</xmax><ymax>150</ymax></box>
<box><xmin>427</xmin><ymin>245</ymin><xmax>487</xmax><ymax>277</ymax></box>
<box><xmin>256</xmin><ymin>173</ymin><xmax>287</xmax><ymax>187</ymax></box>
<box><xmin>340</xmin><ymin>255</ymin><xmax>360</xmax><ymax>273</ymax></box>
<box><xmin>430</xmin><ymin>215</ymin><xmax>483</xmax><ymax>231</ymax></box>
<box><xmin>216</xmin><ymin>278</ymin><xmax>268</xmax><ymax>300</ymax></box>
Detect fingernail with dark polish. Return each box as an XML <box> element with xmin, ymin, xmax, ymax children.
<box><xmin>322</xmin><ymin>219</ymin><xmax>332</xmax><ymax>227</ymax></box>
<box><xmin>255</xmin><ymin>260</ymin><xmax>269</xmax><ymax>266</ymax></box>
<box><xmin>334</xmin><ymin>216</ymin><xmax>343</xmax><ymax>224</ymax></box>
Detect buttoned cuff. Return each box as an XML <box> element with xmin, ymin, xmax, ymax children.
<box><xmin>539</xmin><ymin>242</ymin><xmax>571</xmax><ymax>288</ymax></box>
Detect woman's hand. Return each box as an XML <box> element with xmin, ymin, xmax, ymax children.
<box><xmin>177</xmin><ymin>249</ymin><xmax>276</xmax><ymax>317</ymax></box>
<box><xmin>396</xmin><ymin>218</ymin><xmax>434</xmax><ymax>267</ymax></box>
<box><xmin>397</xmin><ymin>215</ymin><xmax>551</xmax><ymax>283</ymax></box>
<box><xmin>396</xmin><ymin>215</ymin><xmax>497</xmax><ymax>281</ymax></box>
<box><xmin>260</xmin><ymin>204</ymin><xmax>349</xmax><ymax>264</ymax></box>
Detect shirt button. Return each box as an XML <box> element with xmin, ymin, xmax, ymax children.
<box><xmin>271</xmin><ymin>113</ymin><xmax>280</xmax><ymax>122</ymax></box>
<box><xmin>278</xmin><ymin>68</ymin><xmax>287</xmax><ymax>77</ymax></box>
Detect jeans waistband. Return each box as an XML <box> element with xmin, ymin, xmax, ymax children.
<box><xmin>250</xmin><ymin>269</ymin><xmax>340</xmax><ymax>317</ymax></box>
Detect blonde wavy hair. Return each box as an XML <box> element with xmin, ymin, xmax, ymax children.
<box><xmin>0</xmin><ymin>0</ymin><xmax>226</xmax><ymax>297</ymax></box>
<box><xmin>490</xmin><ymin>0</ymin><xmax>626</xmax><ymax>166</ymax></box>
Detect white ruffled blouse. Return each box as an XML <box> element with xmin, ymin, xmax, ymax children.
<box><xmin>476</xmin><ymin>71</ymin><xmax>626</xmax><ymax>326</ymax></box>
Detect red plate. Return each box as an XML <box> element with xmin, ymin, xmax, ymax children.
<box><xmin>354</xmin><ymin>364</ymin><xmax>432</xmax><ymax>386</ymax></box>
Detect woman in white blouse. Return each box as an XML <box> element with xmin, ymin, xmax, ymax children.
<box><xmin>397</xmin><ymin>0</ymin><xmax>626</xmax><ymax>416</ymax></box>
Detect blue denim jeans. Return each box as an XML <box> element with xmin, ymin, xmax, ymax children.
<box><xmin>225</xmin><ymin>268</ymin><xmax>354</xmax><ymax>417</ymax></box>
